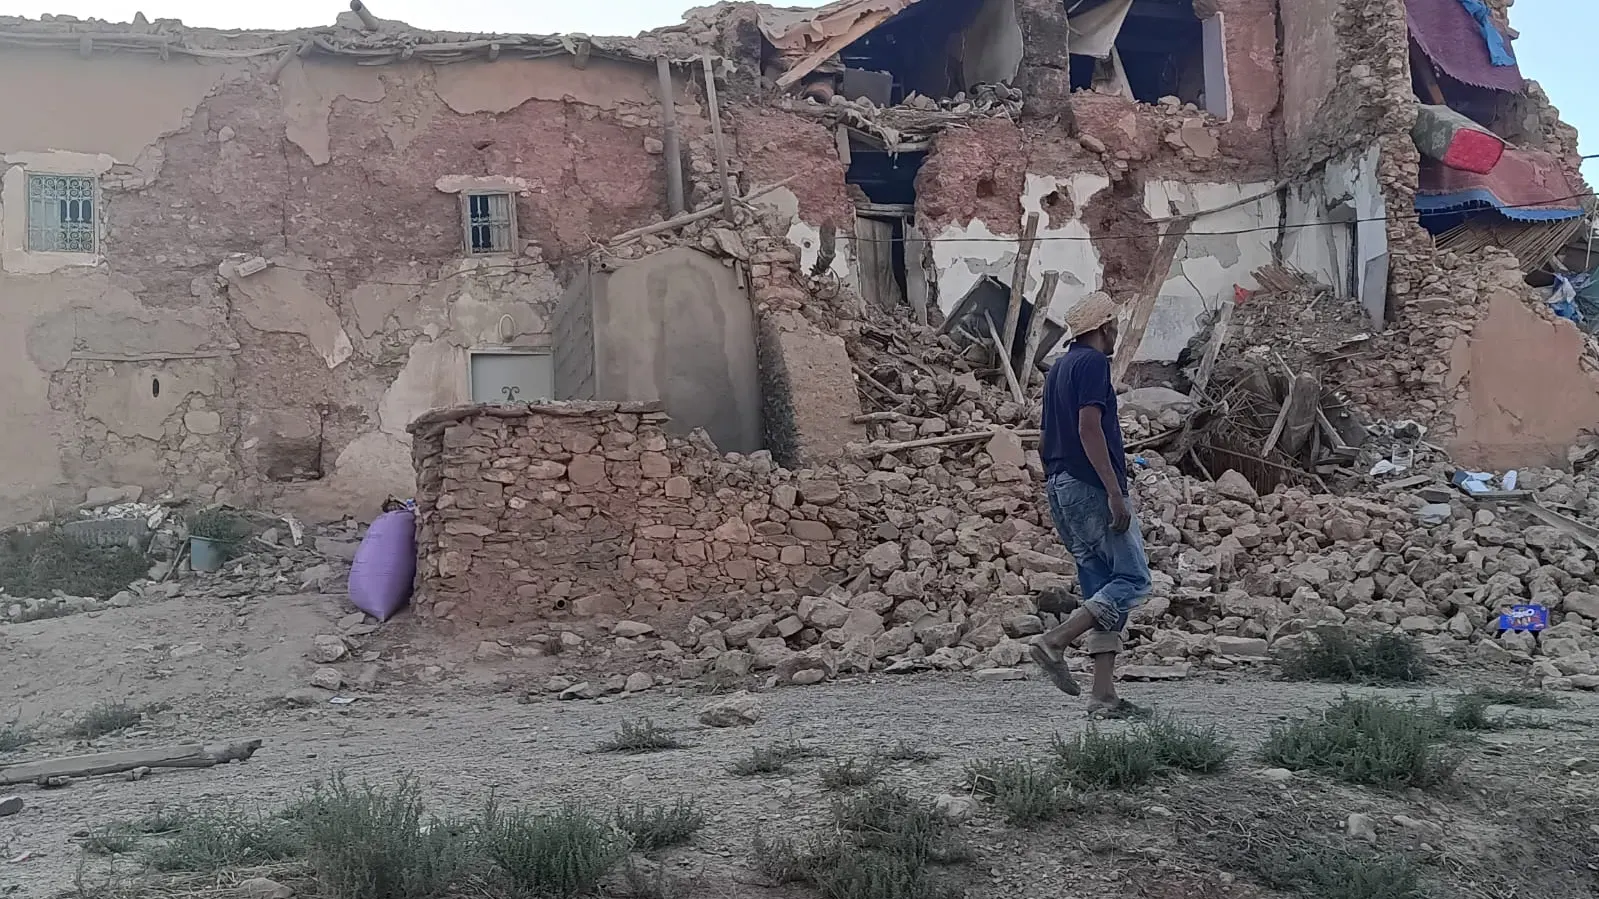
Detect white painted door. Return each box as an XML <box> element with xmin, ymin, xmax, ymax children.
<box><xmin>470</xmin><ymin>352</ymin><xmax>554</xmax><ymax>404</ymax></box>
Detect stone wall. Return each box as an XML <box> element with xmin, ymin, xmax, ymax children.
<box><xmin>408</xmin><ymin>402</ymin><xmax>850</xmax><ymax>631</ymax></box>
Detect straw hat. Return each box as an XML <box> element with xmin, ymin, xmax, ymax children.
<box><xmin>1062</xmin><ymin>291</ymin><xmax>1122</xmax><ymax>339</ymax></box>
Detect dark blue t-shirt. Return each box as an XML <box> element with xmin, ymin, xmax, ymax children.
<box><xmin>1041</xmin><ymin>342</ymin><xmax>1127</xmax><ymax>494</ymax></box>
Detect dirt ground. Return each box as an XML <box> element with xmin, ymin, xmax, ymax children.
<box><xmin>3</xmin><ymin>593</ymin><xmax>1598</xmax><ymax>899</ymax></box>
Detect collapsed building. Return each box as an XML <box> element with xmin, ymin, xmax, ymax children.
<box><xmin>4</xmin><ymin>1</ymin><xmax>1599</xmax><ymax>683</ymax></box>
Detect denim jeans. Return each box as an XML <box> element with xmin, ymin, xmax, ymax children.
<box><xmin>1044</xmin><ymin>472</ymin><xmax>1152</xmax><ymax>635</ymax></box>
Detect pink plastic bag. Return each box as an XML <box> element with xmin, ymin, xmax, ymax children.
<box><xmin>347</xmin><ymin>510</ymin><xmax>416</xmax><ymax>621</ymax></box>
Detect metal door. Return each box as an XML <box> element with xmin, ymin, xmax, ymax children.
<box><xmin>469</xmin><ymin>351</ymin><xmax>554</xmax><ymax>404</ymax></box>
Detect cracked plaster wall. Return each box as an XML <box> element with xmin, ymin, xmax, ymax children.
<box><xmin>0</xmin><ymin>50</ymin><xmax>688</xmax><ymax>523</ymax></box>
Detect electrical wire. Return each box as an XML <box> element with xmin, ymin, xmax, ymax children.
<box><xmin>243</xmin><ymin>188</ymin><xmax>1598</xmax><ymax>288</ymax></box>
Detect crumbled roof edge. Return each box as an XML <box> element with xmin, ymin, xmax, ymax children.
<box><xmin>0</xmin><ymin>10</ymin><xmax>730</xmax><ymax>65</ymax></box>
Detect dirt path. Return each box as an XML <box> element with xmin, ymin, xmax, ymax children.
<box><xmin>5</xmin><ymin>666</ymin><xmax>1598</xmax><ymax>898</ymax></box>
<box><xmin>4</xmin><ymin>595</ymin><xmax>1599</xmax><ymax>898</ymax></box>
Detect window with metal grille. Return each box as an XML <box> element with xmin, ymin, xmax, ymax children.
<box><xmin>27</xmin><ymin>174</ymin><xmax>97</xmax><ymax>254</ymax></box>
<box><xmin>464</xmin><ymin>192</ymin><xmax>516</xmax><ymax>255</ymax></box>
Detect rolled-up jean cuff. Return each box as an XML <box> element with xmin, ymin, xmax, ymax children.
<box><xmin>1083</xmin><ymin>596</ymin><xmax>1128</xmax><ymax>632</ymax></box>
<box><xmin>1082</xmin><ymin>629</ymin><xmax>1123</xmax><ymax>655</ymax></box>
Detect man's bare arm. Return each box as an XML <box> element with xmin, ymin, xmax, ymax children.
<box><xmin>1078</xmin><ymin>405</ymin><xmax>1131</xmax><ymax>532</ymax></box>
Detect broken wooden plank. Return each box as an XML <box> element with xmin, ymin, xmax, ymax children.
<box><xmin>0</xmin><ymin>740</ymin><xmax>263</xmax><ymax>787</ymax></box>
<box><xmin>1113</xmin><ymin>217</ymin><xmax>1193</xmax><ymax>383</ymax></box>
<box><xmin>656</xmin><ymin>57</ymin><xmax>685</xmax><ymax>216</ymax></box>
<box><xmin>774</xmin><ymin>8</ymin><xmax>895</xmax><ymax>89</ymax></box>
<box><xmin>850</xmin><ymin>429</ymin><xmax>1041</xmax><ymax>460</ymax></box>
<box><xmin>1000</xmin><ymin>213</ymin><xmax>1041</xmax><ymax>355</ymax></box>
<box><xmin>1189</xmin><ymin>300</ymin><xmax>1234</xmax><ymax>400</ymax></box>
<box><xmin>984</xmin><ymin>312</ymin><xmax>1026</xmax><ymax>405</ymax></box>
<box><xmin>607</xmin><ymin>175</ymin><xmax>800</xmax><ymax>245</ymax></box>
<box><xmin>701</xmin><ymin>53</ymin><xmax>735</xmax><ymax>221</ymax></box>
<box><xmin>1019</xmin><ymin>271</ymin><xmax>1060</xmax><ymax>391</ymax></box>
<box><xmin>1260</xmin><ymin>383</ymin><xmax>1297</xmax><ymax>458</ymax></box>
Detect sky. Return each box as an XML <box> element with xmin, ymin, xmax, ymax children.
<box><xmin>0</xmin><ymin>0</ymin><xmax>1589</xmax><ymax>179</ymax></box>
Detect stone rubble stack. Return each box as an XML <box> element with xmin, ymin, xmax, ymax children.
<box><xmin>409</xmin><ymin>350</ymin><xmax>1599</xmax><ymax>696</ymax></box>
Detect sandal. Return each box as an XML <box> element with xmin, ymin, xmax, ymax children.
<box><xmin>1086</xmin><ymin>698</ymin><xmax>1150</xmax><ymax>720</ymax></box>
<box><xmin>1029</xmin><ymin>641</ymin><xmax>1081</xmax><ymax>696</ymax></box>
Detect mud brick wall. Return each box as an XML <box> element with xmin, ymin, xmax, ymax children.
<box><xmin>408</xmin><ymin>402</ymin><xmax>847</xmax><ymax>630</ymax></box>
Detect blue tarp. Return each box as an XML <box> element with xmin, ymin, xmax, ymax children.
<box><xmin>1456</xmin><ymin>0</ymin><xmax>1517</xmax><ymax>67</ymax></box>
<box><xmin>1414</xmin><ymin>189</ymin><xmax>1584</xmax><ymax>222</ymax></box>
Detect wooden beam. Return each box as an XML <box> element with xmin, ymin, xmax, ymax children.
<box><xmin>851</xmin><ymin>428</ymin><xmax>1042</xmax><ymax>460</ymax></box>
<box><xmin>1019</xmin><ymin>271</ymin><xmax>1061</xmax><ymax>390</ymax></box>
<box><xmin>1189</xmin><ymin>299</ymin><xmax>1234</xmax><ymax>400</ymax></box>
<box><xmin>701</xmin><ymin>54</ymin><xmax>735</xmax><ymax>222</ymax></box>
<box><xmin>607</xmin><ymin>175</ymin><xmax>801</xmax><ymax>245</ymax></box>
<box><xmin>775</xmin><ymin>9</ymin><xmax>895</xmax><ymax>89</ymax></box>
<box><xmin>656</xmin><ymin>57</ymin><xmax>685</xmax><ymax>216</ymax></box>
<box><xmin>1410</xmin><ymin>44</ymin><xmax>1446</xmax><ymax>105</ymax></box>
<box><xmin>985</xmin><ymin>312</ymin><xmax>1026</xmax><ymax>404</ymax></box>
<box><xmin>1</xmin><ymin>740</ymin><xmax>262</xmax><ymax>786</ymax></box>
<box><xmin>1001</xmin><ymin>212</ymin><xmax>1042</xmax><ymax>354</ymax></box>
<box><xmin>1112</xmin><ymin>217</ymin><xmax>1192</xmax><ymax>382</ymax></box>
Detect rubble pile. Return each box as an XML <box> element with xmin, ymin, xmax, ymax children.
<box><xmin>0</xmin><ymin>497</ymin><xmax>361</xmax><ymax>624</ymax></box>
<box><xmin>395</xmin><ymin>300</ymin><xmax>1599</xmax><ymax>697</ymax></box>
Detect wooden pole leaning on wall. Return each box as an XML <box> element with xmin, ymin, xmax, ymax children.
<box><xmin>701</xmin><ymin>54</ymin><xmax>736</xmax><ymax>221</ymax></box>
<box><xmin>657</xmin><ymin>57</ymin><xmax>687</xmax><ymax>216</ymax></box>
<box><xmin>1001</xmin><ymin>212</ymin><xmax>1041</xmax><ymax>355</ymax></box>
<box><xmin>1112</xmin><ymin>217</ymin><xmax>1193</xmax><ymax>384</ymax></box>
<box><xmin>1019</xmin><ymin>270</ymin><xmax>1060</xmax><ymax>391</ymax></box>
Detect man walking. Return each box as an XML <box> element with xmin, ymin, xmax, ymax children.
<box><xmin>1029</xmin><ymin>291</ymin><xmax>1152</xmax><ymax>718</ymax></box>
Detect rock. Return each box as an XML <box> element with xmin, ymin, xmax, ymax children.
<box><xmin>934</xmin><ymin>793</ymin><xmax>979</xmax><ymax>822</ymax></box>
<box><xmin>1416</xmin><ymin>504</ymin><xmax>1452</xmax><ymax>526</ymax></box>
<box><xmin>724</xmin><ymin>614</ymin><xmax>774</xmax><ymax>647</ymax></box>
<box><xmin>800</xmin><ymin>479</ymin><xmax>842</xmax><ymax>505</ymax></box>
<box><xmin>85</xmin><ymin>485</ymin><xmax>142</xmax><ymax>507</ymax></box>
<box><xmin>863</xmin><ymin>542</ymin><xmax>905</xmax><ymax>577</ymax></box>
<box><xmin>1119</xmin><ymin>664</ymin><xmax>1191</xmax><ymax>681</ymax></box>
<box><xmin>1120</xmin><ymin>387</ymin><xmax>1195</xmax><ymax>420</ymax></box>
<box><xmin>475</xmin><ymin>641</ymin><xmax>511</xmax><ymax>661</ymax></box>
<box><xmin>1212</xmin><ymin>636</ymin><xmax>1270</xmax><ymax>659</ymax></box>
<box><xmin>1003</xmin><ymin>614</ymin><xmax>1045</xmax><ymax>638</ymax></box>
<box><xmin>790</xmin><ymin>668</ymin><xmax>827</xmax><ymax>686</ymax></box>
<box><xmin>309</xmin><ymin>635</ymin><xmax>348</xmax><ymax>663</ymax></box>
<box><xmin>310</xmin><ymin>668</ymin><xmax>343</xmax><ymax>691</ymax></box>
<box><xmin>884</xmin><ymin>570</ymin><xmax>924</xmax><ymax>598</ymax></box>
<box><xmin>843</xmin><ymin>609</ymin><xmax>886</xmax><ymax>640</ymax></box>
<box><xmin>0</xmin><ymin>795</ymin><xmax>22</xmax><ymax>818</ymax></box>
<box><xmin>973</xmin><ymin>667</ymin><xmax>1025</xmax><ymax>682</ymax></box>
<box><xmin>238</xmin><ymin>877</ymin><xmax>295</xmax><ymax>899</ymax></box>
<box><xmin>988</xmin><ymin>639</ymin><xmax>1026</xmax><ymax>667</ymax></box>
<box><xmin>986</xmin><ymin>428</ymin><xmax>1027</xmax><ymax>470</ymax></box>
<box><xmin>613</xmin><ymin>620</ymin><xmax>655</xmax><ymax>639</ymax></box>
<box><xmin>748</xmin><ymin>637</ymin><xmax>798</xmax><ymax>670</ymax></box>
<box><xmin>283</xmin><ymin>688</ymin><xmax>328</xmax><ymax>708</ymax></box>
<box><xmin>315</xmin><ymin>537</ymin><xmax>360</xmax><ymax>561</ymax></box>
<box><xmin>800</xmin><ymin>596</ymin><xmax>850</xmax><ymax>628</ymax></box>
<box><xmin>1214</xmin><ymin>470</ymin><xmax>1259</xmax><ymax>504</ymax></box>
<box><xmin>1346</xmin><ymin>813</ymin><xmax>1378</xmax><ymax>844</ymax></box>
<box><xmin>624</xmin><ymin>672</ymin><xmax>654</xmax><ymax>693</ymax></box>
<box><xmin>559</xmin><ymin>682</ymin><xmax>601</xmax><ymax>701</ymax></box>
<box><xmin>698</xmin><ymin>690</ymin><xmax>763</xmax><ymax>727</ymax></box>
<box><xmin>715</xmin><ymin>649</ymin><xmax>755</xmax><ymax>677</ymax></box>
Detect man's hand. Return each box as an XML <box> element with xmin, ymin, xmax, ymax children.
<box><xmin>1108</xmin><ymin>492</ymin><xmax>1132</xmax><ymax>533</ymax></box>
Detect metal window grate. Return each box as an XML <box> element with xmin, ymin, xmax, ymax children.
<box><xmin>466</xmin><ymin>192</ymin><xmax>515</xmax><ymax>255</ymax></box>
<box><xmin>27</xmin><ymin>174</ymin><xmax>96</xmax><ymax>253</ymax></box>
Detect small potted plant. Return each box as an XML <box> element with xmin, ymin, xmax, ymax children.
<box><xmin>186</xmin><ymin>508</ymin><xmax>250</xmax><ymax>573</ymax></box>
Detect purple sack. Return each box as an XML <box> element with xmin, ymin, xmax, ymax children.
<box><xmin>347</xmin><ymin>510</ymin><xmax>416</xmax><ymax>621</ymax></box>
